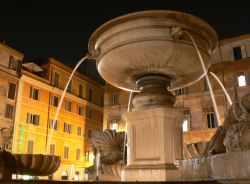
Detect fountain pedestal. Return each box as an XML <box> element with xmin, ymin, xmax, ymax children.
<box><xmin>122</xmin><ymin>107</ymin><xmax>183</xmax><ymax>181</ymax></box>
<box><xmin>121</xmin><ymin>75</ymin><xmax>183</xmax><ymax>181</ymax></box>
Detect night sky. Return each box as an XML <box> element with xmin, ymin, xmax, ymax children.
<box><xmin>1</xmin><ymin>0</ymin><xmax>250</xmax><ymax>66</ymax></box>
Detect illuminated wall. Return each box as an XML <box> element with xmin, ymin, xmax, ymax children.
<box><xmin>12</xmin><ymin>58</ymin><xmax>104</xmax><ymax>180</ymax></box>
<box><xmin>0</xmin><ymin>42</ymin><xmax>23</xmax><ymax>151</ymax></box>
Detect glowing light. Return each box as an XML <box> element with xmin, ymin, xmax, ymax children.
<box><xmin>110</xmin><ymin>123</ymin><xmax>119</xmax><ymax>132</ymax></box>
<box><xmin>23</xmin><ymin>175</ymin><xmax>32</xmax><ymax>180</ymax></box>
<box><xmin>74</xmin><ymin>175</ymin><xmax>79</xmax><ymax>180</ymax></box>
<box><xmin>182</xmin><ymin>119</ymin><xmax>188</xmax><ymax>132</ymax></box>
<box><xmin>238</xmin><ymin>74</ymin><xmax>246</xmax><ymax>87</ymax></box>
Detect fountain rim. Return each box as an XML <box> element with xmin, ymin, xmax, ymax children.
<box><xmin>88</xmin><ymin>10</ymin><xmax>218</xmax><ymax>58</ymax></box>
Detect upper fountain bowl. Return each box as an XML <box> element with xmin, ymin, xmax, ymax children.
<box><xmin>88</xmin><ymin>10</ymin><xmax>218</xmax><ymax>91</ymax></box>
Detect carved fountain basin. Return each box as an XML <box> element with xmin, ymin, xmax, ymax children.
<box><xmin>12</xmin><ymin>154</ymin><xmax>61</xmax><ymax>176</ymax></box>
<box><xmin>88</xmin><ymin>10</ymin><xmax>218</xmax><ymax>91</ymax></box>
<box><xmin>0</xmin><ymin>151</ymin><xmax>61</xmax><ymax>178</ymax></box>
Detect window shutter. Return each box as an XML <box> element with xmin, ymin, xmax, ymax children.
<box><xmin>27</xmin><ymin>113</ymin><xmax>31</xmax><ymax>124</ymax></box>
<box><xmin>30</xmin><ymin>87</ymin><xmax>33</xmax><ymax>98</ymax></box>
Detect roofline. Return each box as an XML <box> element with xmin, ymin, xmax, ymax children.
<box><xmin>219</xmin><ymin>34</ymin><xmax>250</xmax><ymax>45</ymax></box>
<box><xmin>0</xmin><ymin>42</ymin><xmax>24</xmax><ymax>59</ymax></box>
<box><xmin>48</xmin><ymin>57</ymin><xmax>104</xmax><ymax>89</ymax></box>
<box><xmin>21</xmin><ymin>69</ymin><xmax>50</xmax><ymax>85</ymax></box>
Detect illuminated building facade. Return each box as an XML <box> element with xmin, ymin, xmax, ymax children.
<box><xmin>12</xmin><ymin>58</ymin><xmax>104</xmax><ymax>180</ymax></box>
<box><xmin>0</xmin><ymin>42</ymin><xmax>23</xmax><ymax>151</ymax></box>
<box><xmin>103</xmin><ymin>34</ymin><xmax>250</xmax><ymax>146</ymax></box>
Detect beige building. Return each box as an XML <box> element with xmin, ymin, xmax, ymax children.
<box><xmin>12</xmin><ymin>58</ymin><xmax>104</xmax><ymax>180</ymax></box>
<box><xmin>0</xmin><ymin>42</ymin><xmax>23</xmax><ymax>151</ymax></box>
<box><xmin>103</xmin><ymin>34</ymin><xmax>250</xmax><ymax>145</ymax></box>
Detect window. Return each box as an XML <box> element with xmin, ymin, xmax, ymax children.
<box><xmin>182</xmin><ymin>110</ymin><xmax>191</xmax><ymax>132</ymax></box>
<box><xmin>2</xmin><ymin>142</ymin><xmax>8</xmax><ymax>150</ymax></box>
<box><xmin>67</xmin><ymin>80</ymin><xmax>72</xmax><ymax>93</ymax></box>
<box><xmin>207</xmin><ymin>112</ymin><xmax>217</xmax><ymax>128</ymax></box>
<box><xmin>49</xmin><ymin>119</ymin><xmax>58</xmax><ymax>130</ymax></box>
<box><xmin>175</xmin><ymin>87</ymin><xmax>188</xmax><ymax>96</ymax></box>
<box><xmin>64</xmin><ymin>146</ymin><xmax>69</xmax><ymax>159</ymax></box>
<box><xmin>77</xmin><ymin>127</ymin><xmax>82</xmax><ymax>136</ymax></box>
<box><xmin>53</xmin><ymin>72</ymin><xmax>59</xmax><ymax>87</ymax></box>
<box><xmin>61</xmin><ymin>171</ymin><xmax>68</xmax><ymax>180</ymax></box>
<box><xmin>65</xmin><ymin>100</ymin><xmax>72</xmax><ymax>112</ymax></box>
<box><xmin>88</xmin><ymin>109</ymin><xmax>93</xmax><ymax>119</ymax></box>
<box><xmin>237</xmin><ymin>73</ymin><xmax>247</xmax><ymax>87</ymax></box>
<box><xmin>109</xmin><ymin>119</ymin><xmax>119</xmax><ymax>132</ymax></box>
<box><xmin>27</xmin><ymin>140</ymin><xmax>34</xmax><ymax>154</ymax></box>
<box><xmin>52</xmin><ymin>96</ymin><xmax>59</xmax><ymax>107</ymax></box>
<box><xmin>74</xmin><ymin>172</ymin><xmax>80</xmax><ymax>181</ymax></box>
<box><xmin>9</xmin><ymin>56</ymin><xmax>18</xmax><ymax>71</ymax></box>
<box><xmin>79</xmin><ymin>84</ymin><xmax>83</xmax><ymax>98</ymax></box>
<box><xmin>233</xmin><ymin>46</ymin><xmax>242</xmax><ymax>60</ymax></box>
<box><xmin>111</xmin><ymin>93</ymin><xmax>118</xmax><ymax>105</ymax></box>
<box><xmin>5</xmin><ymin>104</ymin><xmax>14</xmax><ymax>119</ymax></box>
<box><xmin>64</xmin><ymin>123</ymin><xmax>72</xmax><ymax>134</ymax></box>
<box><xmin>8</xmin><ymin>82</ymin><xmax>16</xmax><ymax>99</ymax></box>
<box><xmin>27</xmin><ymin>113</ymin><xmax>40</xmax><ymax>125</ymax></box>
<box><xmin>77</xmin><ymin>105</ymin><xmax>84</xmax><ymax>116</ymax></box>
<box><xmin>30</xmin><ymin>87</ymin><xmax>39</xmax><ymax>100</ymax></box>
<box><xmin>76</xmin><ymin>148</ymin><xmax>80</xmax><ymax>160</ymax></box>
<box><xmin>87</xmin><ymin>129</ymin><xmax>92</xmax><ymax>139</ymax></box>
<box><xmin>88</xmin><ymin>89</ymin><xmax>93</xmax><ymax>102</ymax></box>
<box><xmin>50</xmin><ymin>144</ymin><xmax>55</xmax><ymax>155</ymax></box>
<box><xmin>110</xmin><ymin>123</ymin><xmax>119</xmax><ymax>132</ymax></box>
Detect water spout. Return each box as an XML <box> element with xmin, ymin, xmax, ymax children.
<box><xmin>96</xmin><ymin>151</ymin><xmax>100</xmax><ymax>180</ymax></box>
<box><xmin>184</xmin><ymin>30</ymin><xmax>221</xmax><ymax>126</ymax></box>
<box><xmin>45</xmin><ymin>56</ymin><xmax>88</xmax><ymax>154</ymax></box>
<box><xmin>127</xmin><ymin>91</ymin><xmax>133</xmax><ymax>113</ymax></box>
<box><xmin>210</xmin><ymin>72</ymin><xmax>233</xmax><ymax>106</ymax></box>
<box><xmin>123</xmin><ymin>91</ymin><xmax>133</xmax><ymax>164</ymax></box>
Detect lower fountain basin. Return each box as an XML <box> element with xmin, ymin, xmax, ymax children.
<box><xmin>12</xmin><ymin>154</ymin><xmax>61</xmax><ymax>176</ymax></box>
<box><xmin>0</xmin><ymin>151</ymin><xmax>61</xmax><ymax>179</ymax></box>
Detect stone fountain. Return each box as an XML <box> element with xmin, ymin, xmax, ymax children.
<box><xmin>88</xmin><ymin>10</ymin><xmax>218</xmax><ymax>181</ymax></box>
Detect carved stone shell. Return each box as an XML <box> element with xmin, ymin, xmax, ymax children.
<box><xmin>91</xmin><ymin>129</ymin><xmax>125</xmax><ymax>164</ymax></box>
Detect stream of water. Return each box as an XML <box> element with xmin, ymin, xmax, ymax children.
<box><xmin>96</xmin><ymin>151</ymin><xmax>100</xmax><ymax>180</ymax></box>
<box><xmin>123</xmin><ymin>91</ymin><xmax>133</xmax><ymax>164</ymax></box>
<box><xmin>210</xmin><ymin>72</ymin><xmax>233</xmax><ymax>106</ymax></box>
<box><xmin>184</xmin><ymin>31</ymin><xmax>221</xmax><ymax>125</ymax></box>
<box><xmin>45</xmin><ymin>56</ymin><xmax>88</xmax><ymax>154</ymax></box>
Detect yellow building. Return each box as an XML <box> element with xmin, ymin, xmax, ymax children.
<box><xmin>12</xmin><ymin>58</ymin><xmax>104</xmax><ymax>180</ymax></box>
<box><xmin>0</xmin><ymin>42</ymin><xmax>23</xmax><ymax>151</ymax></box>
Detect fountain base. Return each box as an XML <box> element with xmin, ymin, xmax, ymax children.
<box><xmin>122</xmin><ymin>165</ymin><xmax>179</xmax><ymax>181</ymax></box>
<box><xmin>122</xmin><ymin>107</ymin><xmax>183</xmax><ymax>181</ymax></box>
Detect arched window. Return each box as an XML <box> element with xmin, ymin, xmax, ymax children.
<box><xmin>61</xmin><ymin>171</ymin><xmax>68</xmax><ymax>180</ymax></box>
